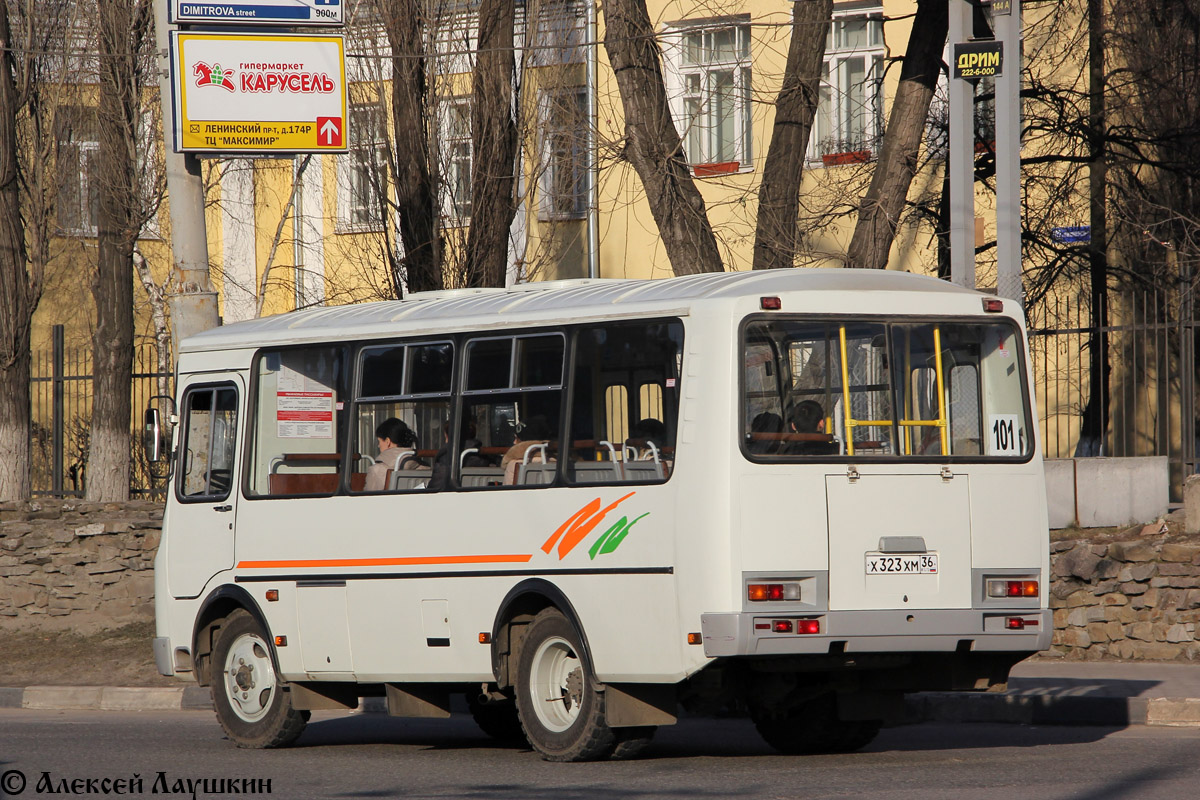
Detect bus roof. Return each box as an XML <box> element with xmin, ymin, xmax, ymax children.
<box><xmin>180</xmin><ymin>269</ymin><xmax>978</xmax><ymax>353</ymax></box>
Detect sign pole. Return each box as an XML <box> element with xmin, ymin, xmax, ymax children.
<box><xmin>153</xmin><ymin>0</ymin><xmax>219</xmax><ymax>356</ymax></box>
<box><xmin>948</xmin><ymin>0</ymin><xmax>975</xmax><ymax>290</ymax></box>
<box><xmin>994</xmin><ymin>0</ymin><xmax>1024</xmax><ymax>306</ymax></box>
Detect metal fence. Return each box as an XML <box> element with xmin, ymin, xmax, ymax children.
<box><xmin>1028</xmin><ymin>286</ymin><xmax>1198</xmax><ymax>498</ymax></box>
<box><xmin>31</xmin><ymin>325</ymin><xmax>172</xmax><ymax>498</ymax></box>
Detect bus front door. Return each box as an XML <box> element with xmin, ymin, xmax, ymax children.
<box><xmin>166</xmin><ymin>376</ymin><xmax>244</xmax><ymax>599</ymax></box>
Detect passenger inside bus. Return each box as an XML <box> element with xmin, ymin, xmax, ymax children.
<box><xmin>428</xmin><ymin>417</ymin><xmax>486</xmax><ymax>491</ymax></box>
<box><xmin>748</xmin><ymin>411</ymin><xmax>784</xmax><ymax>455</ymax></box>
<box><xmin>502</xmin><ymin>415</ymin><xmax>553</xmax><ymax>485</ymax></box>
<box><xmin>628</xmin><ymin>417</ymin><xmax>666</xmax><ymax>460</ymax></box>
<box><xmin>783</xmin><ymin>400</ymin><xmax>839</xmax><ymax>455</ymax></box>
<box><xmin>365</xmin><ymin>417</ymin><xmax>420</xmax><ymax>491</ymax></box>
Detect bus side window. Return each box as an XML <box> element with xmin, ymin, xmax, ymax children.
<box><xmin>247</xmin><ymin>347</ymin><xmax>347</xmax><ymax>497</ymax></box>
<box><xmin>462</xmin><ymin>334</ymin><xmax>564</xmax><ymax>489</ymax></box>
<box><xmin>566</xmin><ymin>320</ymin><xmax>683</xmax><ymax>485</ymax></box>
<box><xmin>351</xmin><ymin>341</ymin><xmax>451</xmax><ymax>494</ymax></box>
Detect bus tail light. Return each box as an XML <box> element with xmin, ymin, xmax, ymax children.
<box><xmin>760</xmin><ymin>618</ymin><xmax>821</xmax><ymax>635</ymax></box>
<box><xmin>761</xmin><ymin>296</ymin><xmax>782</xmax><ymax>310</ymax></box>
<box><xmin>748</xmin><ymin>582</ymin><xmax>802</xmax><ymax>602</ymax></box>
<box><xmin>1005</xmin><ymin>616</ymin><xmax>1038</xmax><ymax>630</ymax></box>
<box><xmin>983</xmin><ymin>298</ymin><xmax>1004</xmax><ymax>313</ymax></box>
<box><xmin>986</xmin><ymin>578</ymin><xmax>1039</xmax><ymax>598</ymax></box>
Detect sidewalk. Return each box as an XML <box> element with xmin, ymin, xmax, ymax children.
<box><xmin>2</xmin><ymin>662</ymin><xmax>1198</xmax><ymax>727</ymax></box>
<box><xmin>908</xmin><ymin>661</ymin><xmax>1200</xmax><ymax>727</ymax></box>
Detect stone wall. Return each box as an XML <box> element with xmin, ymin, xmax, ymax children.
<box><xmin>0</xmin><ymin>501</ymin><xmax>161</xmax><ymax>631</ymax></box>
<box><xmin>1050</xmin><ymin>535</ymin><xmax>1200</xmax><ymax>660</ymax></box>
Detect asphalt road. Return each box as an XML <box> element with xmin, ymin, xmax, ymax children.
<box><xmin>2</xmin><ymin>710</ymin><xmax>1199</xmax><ymax>800</ymax></box>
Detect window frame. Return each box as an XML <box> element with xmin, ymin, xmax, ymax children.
<box><xmin>55</xmin><ymin>104</ymin><xmax>100</xmax><ymax>237</ymax></box>
<box><xmin>738</xmin><ymin>314</ymin><xmax>1035</xmax><ymax>465</ymax></box>
<box><xmin>438</xmin><ymin>96</ymin><xmax>474</xmax><ymax>224</ymax></box>
<box><xmin>538</xmin><ymin>87</ymin><xmax>589</xmax><ymax>221</ymax></box>
<box><xmin>809</xmin><ymin>9</ymin><xmax>886</xmax><ymax>166</ymax></box>
<box><xmin>664</xmin><ymin>18</ymin><xmax>753</xmax><ymax>172</ymax></box>
<box><xmin>337</xmin><ymin>100</ymin><xmax>389</xmax><ymax>233</ymax></box>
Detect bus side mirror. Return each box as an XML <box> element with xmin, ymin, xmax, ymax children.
<box><xmin>143</xmin><ymin>408</ymin><xmax>166</xmax><ymax>463</ymax></box>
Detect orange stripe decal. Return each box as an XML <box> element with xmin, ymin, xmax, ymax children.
<box><xmin>543</xmin><ymin>492</ymin><xmax>636</xmax><ymax>561</ymax></box>
<box><xmin>236</xmin><ymin>553</ymin><xmax>533</xmax><ymax>569</ymax></box>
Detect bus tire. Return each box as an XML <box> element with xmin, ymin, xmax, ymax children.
<box><xmin>211</xmin><ymin>610</ymin><xmax>308</xmax><ymax>749</ymax></box>
<box><xmin>753</xmin><ymin>694</ymin><xmax>880</xmax><ymax>755</ymax></box>
<box><xmin>513</xmin><ymin>607</ymin><xmax>616</xmax><ymax>762</ymax></box>
<box><xmin>467</xmin><ymin>694</ymin><xmax>527</xmax><ymax>744</ymax></box>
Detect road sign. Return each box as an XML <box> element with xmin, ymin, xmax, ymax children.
<box><xmin>170</xmin><ymin>0</ymin><xmax>343</xmax><ymax>26</ymax></box>
<box><xmin>1052</xmin><ymin>225</ymin><xmax>1091</xmax><ymax>244</ymax></box>
<box><xmin>171</xmin><ymin>32</ymin><xmax>347</xmax><ymax>154</ymax></box>
<box><xmin>953</xmin><ymin>40</ymin><xmax>1004</xmax><ymax>79</ymax></box>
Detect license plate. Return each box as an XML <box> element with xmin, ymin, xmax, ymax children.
<box><xmin>865</xmin><ymin>553</ymin><xmax>938</xmax><ymax>575</ymax></box>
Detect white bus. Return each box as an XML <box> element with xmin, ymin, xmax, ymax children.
<box><xmin>150</xmin><ymin>269</ymin><xmax>1050</xmax><ymax>761</ymax></box>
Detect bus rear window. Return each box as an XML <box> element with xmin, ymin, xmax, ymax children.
<box><xmin>743</xmin><ymin>319</ymin><xmax>1031</xmax><ymax>460</ymax></box>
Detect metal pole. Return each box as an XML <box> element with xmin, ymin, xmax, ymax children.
<box><xmin>152</xmin><ymin>0</ymin><xmax>219</xmax><ymax>355</ymax></box>
<box><xmin>994</xmin><ymin>0</ymin><xmax>1023</xmax><ymax>306</ymax></box>
<box><xmin>52</xmin><ymin>325</ymin><xmax>64</xmax><ymax>498</ymax></box>
<box><xmin>585</xmin><ymin>0</ymin><xmax>600</xmax><ymax>279</ymax></box>
<box><xmin>1179</xmin><ymin>250</ymin><xmax>1195</xmax><ymax>477</ymax></box>
<box><xmin>948</xmin><ymin>0</ymin><xmax>975</xmax><ymax>289</ymax></box>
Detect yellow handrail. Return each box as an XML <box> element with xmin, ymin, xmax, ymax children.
<box><xmin>839</xmin><ymin>326</ymin><xmax>854</xmax><ymax>456</ymax></box>
<box><xmin>933</xmin><ymin>327</ymin><xmax>949</xmax><ymax>455</ymax></box>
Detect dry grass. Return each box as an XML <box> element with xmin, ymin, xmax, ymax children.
<box><xmin>0</xmin><ymin>620</ymin><xmax>184</xmax><ymax>687</ymax></box>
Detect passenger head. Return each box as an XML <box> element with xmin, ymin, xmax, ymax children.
<box><xmin>749</xmin><ymin>411</ymin><xmax>783</xmax><ymax>454</ymax></box>
<box><xmin>788</xmin><ymin>400</ymin><xmax>824</xmax><ymax>434</ymax></box>
<box><xmin>376</xmin><ymin>417</ymin><xmax>417</xmax><ymax>450</ymax></box>
<box><xmin>632</xmin><ymin>418</ymin><xmax>666</xmax><ymax>447</ymax></box>
<box><xmin>516</xmin><ymin>415</ymin><xmax>552</xmax><ymax>441</ymax></box>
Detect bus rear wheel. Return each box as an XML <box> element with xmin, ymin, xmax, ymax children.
<box><xmin>211</xmin><ymin>610</ymin><xmax>308</xmax><ymax>749</ymax></box>
<box><xmin>513</xmin><ymin>607</ymin><xmax>619</xmax><ymax>762</ymax></box>
<box><xmin>753</xmin><ymin>693</ymin><xmax>881</xmax><ymax>755</ymax></box>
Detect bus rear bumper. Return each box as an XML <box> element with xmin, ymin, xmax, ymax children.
<box><xmin>700</xmin><ymin>608</ymin><xmax>1052</xmax><ymax>657</ymax></box>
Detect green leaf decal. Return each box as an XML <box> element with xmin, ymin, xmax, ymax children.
<box><xmin>587</xmin><ymin>513</ymin><xmax>649</xmax><ymax>559</ymax></box>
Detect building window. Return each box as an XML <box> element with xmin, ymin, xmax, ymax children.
<box><xmin>531</xmin><ymin>0</ymin><xmax>585</xmax><ymax>67</ymax></box>
<box><xmin>539</xmin><ymin>88</ymin><xmax>587</xmax><ymax>220</ymax></box>
<box><xmin>339</xmin><ymin>102</ymin><xmax>388</xmax><ymax>231</ymax></box>
<box><xmin>439</xmin><ymin>98</ymin><xmax>473</xmax><ymax>222</ymax></box>
<box><xmin>667</xmin><ymin>21</ymin><xmax>752</xmax><ymax>169</ymax></box>
<box><xmin>812</xmin><ymin>11</ymin><xmax>885</xmax><ymax>164</ymax></box>
<box><xmin>56</xmin><ymin>105</ymin><xmax>99</xmax><ymax>236</ymax></box>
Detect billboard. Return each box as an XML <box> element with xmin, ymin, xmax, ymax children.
<box><xmin>171</xmin><ymin>32</ymin><xmax>347</xmax><ymax>154</ymax></box>
<box><xmin>170</xmin><ymin>0</ymin><xmax>343</xmax><ymax>26</ymax></box>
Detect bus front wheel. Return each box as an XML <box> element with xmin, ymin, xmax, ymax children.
<box><xmin>513</xmin><ymin>607</ymin><xmax>620</xmax><ymax>762</ymax></box>
<box><xmin>211</xmin><ymin>610</ymin><xmax>308</xmax><ymax>748</ymax></box>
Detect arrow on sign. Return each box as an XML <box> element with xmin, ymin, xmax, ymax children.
<box><xmin>317</xmin><ymin>116</ymin><xmax>342</xmax><ymax>147</ymax></box>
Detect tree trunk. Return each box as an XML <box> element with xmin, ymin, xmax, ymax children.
<box><xmin>88</xmin><ymin>0</ymin><xmax>147</xmax><ymax>501</ymax></box>
<box><xmin>752</xmin><ymin>0</ymin><xmax>833</xmax><ymax>271</ymax></box>
<box><xmin>1077</xmin><ymin>0</ymin><xmax>1109</xmax><ymax>456</ymax></box>
<box><xmin>0</xmin><ymin>3</ymin><xmax>36</xmax><ymax>501</ymax></box>
<box><xmin>602</xmin><ymin>0</ymin><xmax>723</xmax><ymax>275</ymax></box>
<box><xmin>846</xmin><ymin>0</ymin><xmax>948</xmax><ymax>270</ymax></box>
<box><xmin>380</xmin><ymin>0</ymin><xmax>442</xmax><ymax>294</ymax></box>
<box><xmin>464</xmin><ymin>0</ymin><xmax>518</xmax><ymax>288</ymax></box>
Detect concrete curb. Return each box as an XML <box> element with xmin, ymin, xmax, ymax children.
<box><xmin>2</xmin><ymin>685</ymin><xmax>1198</xmax><ymax>727</ymax></box>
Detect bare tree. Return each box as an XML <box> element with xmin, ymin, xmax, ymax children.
<box><xmin>88</xmin><ymin>0</ymin><xmax>153</xmax><ymax>501</ymax></box>
<box><xmin>0</xmin><ymin>0</ymin><xmax>75</xmax><ymax>501</ymax></box>
<box><xmin>378</xmin><ymin>0</ymin><xmax>443</xmax><ymax>293</ymax></box>
<box><xmin>845</xmin><ymin>0</ymin><xmax>948</xmax><ymax>270</ymax></box>
<box><xmin>752</xmin><ymin>0</ymin><xmax>833</xmax><ymax>271</ymax></box>
<box><xmin>601</xmin><ymin>0</ymin><xmax>723</xmax><ymax>275</ymax></box>
<box><xmin>464</xmin><ymin>0</ymin><xmax>519</xmax><ymax>287</ymax></box>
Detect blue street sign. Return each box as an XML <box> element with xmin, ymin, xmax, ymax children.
<box><xmin>1052</xmin><ymin>225</ymin><xmax>1091</xmax><ymax>244</ymax></box>
<box><xmin>171</xmin><ymin>0</ymin><xmax>343</xmax><ymax>26</ymax></box>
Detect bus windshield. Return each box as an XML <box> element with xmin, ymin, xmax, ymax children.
<box><xmin>743</xmin><ymin>318</ymin><xmax>1031</xmax><ymax>460</ymax></box>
